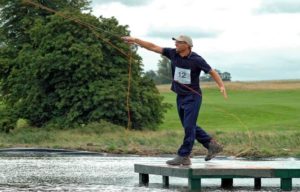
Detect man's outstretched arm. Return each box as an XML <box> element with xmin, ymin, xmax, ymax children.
<box><xmin>122</xmin><ymin>36</ymin><xmax>163</xmax><ymax>54</ymax></box>
<box><xmin>209</xmin><ymin>69</ymin><xmax>228</xmax><ymax>99</ymax></box>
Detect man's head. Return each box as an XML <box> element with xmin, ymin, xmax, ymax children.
<box><xmin>172</xmin><ymin>35</ymin><xmax>193</xmax><ymax>54</ymax></box>
<box><xmin>172</xmin><ymin>35</ymin><xmax>193</xmax><ymax>47</ymax></box>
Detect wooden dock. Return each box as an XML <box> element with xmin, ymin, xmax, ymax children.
<box><xmin>135</xmin><ymin>159</ymin><xmax>300</xmax><ymax>191</ymax></box>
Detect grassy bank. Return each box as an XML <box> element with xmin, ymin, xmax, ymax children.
<box><xmin>0</xmin><ymin>123</ymin><xmax>299</xmax><ymax>157</ymax></box>
<box><xmin>0</xmin><ymin>80</ymin><xmax>300</xmax><ymax>157</ymax></box>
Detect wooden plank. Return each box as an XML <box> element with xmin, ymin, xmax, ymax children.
<box><xmin>192</xmin><ymin>168</ymin><xmax>272</xmax><ymax>178</ymax></box>
<box><xmin>134</xmin><ymin>164</ymin><xmax>191</xmax><ymax>178</ymax></box>
<box><xmin>135</xmin><ymin>163</ymin><xmax>300</xmax><ymax>179</ymax></box>
<box><xmin>274</xmin><ymin>169</ymin><xmax>300</xmax><ymax>178</ymax></box>
<box><xmin>134</xmin><ymin>161</ymin><xmax>300</xmax><ymax>191</ymax></box>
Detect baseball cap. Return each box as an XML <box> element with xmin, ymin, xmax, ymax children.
<box><xmin>172</xmin><ymin>35</ymin><xmax>193</xmax><ymax>47</ymax></box>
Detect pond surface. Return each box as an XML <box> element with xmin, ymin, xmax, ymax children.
<box><xmin>0</xmin><ymin>148</ymin><xmax>299</xmax><ymax>191</ymax></box>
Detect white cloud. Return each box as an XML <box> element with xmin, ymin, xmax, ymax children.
<box><xmin>204</xmin><ymin>48</ymin><xmax>300</xmax><ymax>81</ymax></box>
<box><xmin>256</xmin><ymin>0</ymin><xmax>300</xmax><ymax>14</ymax></box>
<box><xmin>91</xmin><ymin>0</ymin><xmax>151</xmax><ymax>6</ymax></box>
<box><xmin>147</xmin><ymin>27</ymin><xmax>220</xmax><ymax>39</ymax></box>
<box><xmin>91</xmin><ymin>0</ymin><xmax>300</xmax><ymax>81</ymax></box>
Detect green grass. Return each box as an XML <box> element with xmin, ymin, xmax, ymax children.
<box><xmin>151</xmin><ymin>88</ymin><xmax>300</xmax><ymax>157</ymax></box>
<box><xmin>159</xmin><ymin>88</ymin><xmax>300</xmax><ymax>132</ymax></box>
<box><xmin>0</xmin><ymin>84</ymin><xmax>300</xmax><ymax>157</ymax></box>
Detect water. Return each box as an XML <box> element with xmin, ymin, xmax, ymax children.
<box><xmin>0</xmin><ymin>149</ymin><xmax>300</xmax><ymax>191</ymax></box>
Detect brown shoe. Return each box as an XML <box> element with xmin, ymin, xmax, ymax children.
<box><xmin>205</xmin><ymin>139</ymin><xmax>223</xmax><ymax>161</ymax></box>
<box><xmin>166</xmin><ymin>155</ymin><xmax>191</xmax><ymax>165</ymax></box>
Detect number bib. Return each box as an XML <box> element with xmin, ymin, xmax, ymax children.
<box><xmin>174</xmin><ymin>67</ymin><xmax>191</xmax><ymax>84</ymax></box>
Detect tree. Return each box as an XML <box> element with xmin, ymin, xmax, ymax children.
<box><xmin>200</xmin><ymin>72</ymin><xmax>212</xmax><ymax>82</ymax></box>
<box><xmin>156</xmin><ymin>55</ymin><xmax>172</xmax><ymax>84</ymax></box>
<box><xmin>144</xmin><ymin>70</ymin><xmax>158</xmax><ymax>83</ymax></box>
<box><xmin>200</xmin><ymin>69</ymin><xmax>232</xmax><ymax>82</ymax></box>
<box><xmin>222</xmin><ymin>72</ymin><xmax>231</xmax><ymax>81</ymax></box>
<box><xmin>0</xmin><ymin>0</ymin><xmax>169</xmax><ymax>130</ymax></box>
<box><xmin>0</xmin><ymin>0</ymin><xmax>91</xmax><ymax>47</ymax></box>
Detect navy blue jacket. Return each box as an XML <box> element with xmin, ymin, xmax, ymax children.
<box><xmin>162</xmin><ymin>48</ymin><xmax>212</xmax><ymax>95</ymax></box>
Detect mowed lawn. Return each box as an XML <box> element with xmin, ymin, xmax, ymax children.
<box><xmin>158</xmin><ymin>82</ymin><xmax>300</xmax><ymax>133</ymax></box>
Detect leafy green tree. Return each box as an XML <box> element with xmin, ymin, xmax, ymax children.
<box><xmin>200</xmin><ymin>69</ymin><xmax>232</xmax><ymax>82</ymax></box>
<box><xmin>156</xmin><ymin>55</ymin><xmax>172</xmax><ymax>84</ymax></box>
<box><xmin>0</xmin><ymin>0</ymin><xmax>168</xmax><ymax>130</ymax></box>
<box><xmin>222</xmin><ymin>72</ymin><xmax>231</xmax><ymax>81</ymax></box>
<box><xmin>0</xmin><ymin>0</ymin><xmax>90</xmax><ymax>47</ymax></box>
<box><xmin>144</xmin><ymin>70</ymin><xmax>158</xmax><ymax>83</ymax></box>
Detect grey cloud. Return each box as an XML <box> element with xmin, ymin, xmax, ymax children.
<box><xmin>256</xmin><ymin>0</ymin><xmax>300</xmax><ymax>14</ymax></box>
<box><xmin>227</xmin><ymin>67</ymin><xmax>299</xmax><ymax>81</ymax></box>
<box><xmin>147</xmin><ymin>28</ymin><xmax>220</xmax><ymax>39</ymax></box>
<box><xmin>92</xmin><ymin>0</ymin><xmax>151</xmax><ymax>6</ymax></box>
<box><xmin>206</xmin><ymin>49</ymin><xmax>300</xmax><ymax>81</ymax></box>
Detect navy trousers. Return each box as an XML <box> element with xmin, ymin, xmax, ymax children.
<box><xmin>177</xmin><ymin>94</ymin><xmax>212</xmax><ymax>157</ymax></box>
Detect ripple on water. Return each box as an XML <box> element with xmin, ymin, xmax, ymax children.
<box><xmin>0</xmin><ymin>155</ymin><xmax>300</xmax><ymax>191</ymax></box>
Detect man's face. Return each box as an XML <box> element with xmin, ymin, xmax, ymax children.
<box><xmin>175</xmin><ymin>40</ymin><xmax>189</xmax><ymax>53</ymax></box>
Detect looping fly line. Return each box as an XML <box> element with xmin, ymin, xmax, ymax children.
<box><xmin>22</xmin><ymin>0</ymin><xmax>254</xmax><ymax>156</ymax></box>
<box><xmin>22</xmin><ymin>0</ymin><xmax>134</xmax><ymax>129</ymax></box>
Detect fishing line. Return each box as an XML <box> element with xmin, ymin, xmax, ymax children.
<box><xmin>23</xmin><ymin>0</ymin><xmax>122</xmax><ymax>40</ymax></box>
<box><xmin>22</xmin><ymin>0</ymin><xmax>254</xmax><ymax>156</ymax></box>
<box><xmin>158</xmin><ymin>74</ymin><xmax>254</xmax><ymax>156</ymax></box>
<box><xmin>23</xmin><ymin>0</ymin><xmax>134</xmax><ymax>129</ymax></box>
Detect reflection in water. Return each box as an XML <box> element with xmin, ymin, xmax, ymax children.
<box><xmin>0</xmin><ymin>151</ymin><xmax>299</xmax><ymax>191</ymax></box>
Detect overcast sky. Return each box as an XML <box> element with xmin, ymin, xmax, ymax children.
<box><xmin>91</xmin><ymin>0</ymin><xmax>300</xmax><ymax>81</ymax></box>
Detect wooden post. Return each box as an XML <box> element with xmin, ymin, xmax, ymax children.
<box><xmin>139</xmin><ymin>173</ymin><xmax>149</xmax><ymax>186</ymax></box>
<box><xmin>188</xmin><ymin>178</ymin><xmax>201</xmax><ymax>191</ymax></box>
<box><xmin>281</xmin><ymin>178</ymin><xmax>292</xmax><ymax>191</ymax></box>
<box><xmin>221</xmin><ymin>178</ymin><xmax>233</xmax><ymax>189</ymax></box>
<box><xmin>162</xmin><ymin>176</ymin><xmax>169</xmax><ymax>188</ymax></box>
<box><xmin>254</xmin><ymin>178</ymin><xmax>261</xmax><ymax>189</ymax></box>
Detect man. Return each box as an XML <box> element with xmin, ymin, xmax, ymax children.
<box><xmin>122</xmin><ymin>35</ymin><xmax>227</xmax><ymax>165</ymax></box>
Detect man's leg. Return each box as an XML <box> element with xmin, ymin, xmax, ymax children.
<box><xmin>193</xmin><ymin>95</ymin><xmax>223</xmax><ymax>161</ymax></box>
<box><xmin>176</xmin><ymin>95</ymin><xmax>185</xmax><ymax>127</ymax></box>
<box><xmin>166</xmin><ymin>95</ymin><xmax>192</xmax><ymax>165</ymax></box>
<box><xmin>196</xmin><ymin>126</ymin><xmax>223</xmax><ymax>161</ymax></box>
<box><xmin>195</xmin><ymin>126</ymin><xmax>212</xmax><ymax>149</ymax></box>
<box><xmin>177</xmin><ymin>94</ymin><xmax>201</xmax><ymax>157</ymax></box>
